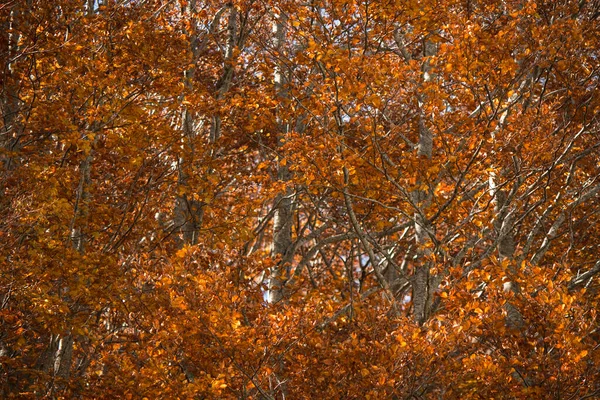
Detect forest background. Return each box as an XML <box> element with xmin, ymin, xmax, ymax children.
<box><xmin>1</xmin><ymin>0</ymin><xmax>600</xmax><ymax>398</ymax></box>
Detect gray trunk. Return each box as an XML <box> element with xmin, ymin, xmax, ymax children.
<box><xmin>267</xmin><ymin>15</ymin><xmax>294</xmax><ymax>304</ymax></box>
<box><xmin>411</xmin><ymin>38</ymin><xmax>437</xmax><ymax>325</ymax></box>
<box><xmin>1</xmin><ymin>4</ymin><xmax>23</xmax><ymax>173</ymax></box>
<box><xmin>489</xmin><ymin>89</ymin><xmax>525</xmax><ymax>331</ymax></box>
<box><xmin>173</xmin><ymin>3</ymin><xmax>237</xmax><ymax>246</ymax></box>
<box><xmin>40</xmin><ymin>1</ymin><xmax>106</xmax><ymax>386</ymax></box>
<box><xmin>210</xmin><ymin>4</ymin><xmax>237</xmax><ymax>144</ymax></box>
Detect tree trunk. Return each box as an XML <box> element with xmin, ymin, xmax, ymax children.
<box><xmin>1</xmin><ymin>3</ymin><xmax>23</xmax><ymax>174</ymax></box>
<box><xmin>489</xmin><ymin>88</ymin><xmax>525</xmax><ymax>331</ymax></box>
<box><xmin>412</xmin><ymin>38</ymin><xmax>437</xmax><ymax>325</ymax></box>
<box><xmin>268</xmin><ymin>14</ymin><xmax>294</xmax><ymax>305</ymax></box>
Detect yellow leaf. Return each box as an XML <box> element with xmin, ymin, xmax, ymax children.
<box><xmin>172</xmin><ymin>296</ymin><xmax>187</xmax><ymax>310</ymax></box>
<box><xmin>176</xmin><ymin>247</ymin><xmax>188</xmax><ymax>259</ymax></box>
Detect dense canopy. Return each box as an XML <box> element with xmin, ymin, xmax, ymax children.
<box><xmin>2</xmin><ymin>0</ymin><xmax>600</xmax><ymax>398</ymax></box>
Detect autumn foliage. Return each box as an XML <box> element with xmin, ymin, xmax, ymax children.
<box><xmin>1</xmin><ymin>0</ymin><xmax>600</xmax><ymax>398</ymax></box>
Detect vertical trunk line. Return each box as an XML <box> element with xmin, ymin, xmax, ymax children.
<box><xmin>54</xmin><ymin>88</ymin><xmax>101</xmax><ymax>398</ymax></box>
<box><xmin>412</xmin><ymin>37</ymin><xmax>436</xmax><ymax>325</ymax></box>
<box><xmin>43</xmin><ymin>2</ymin><xmax>106</xmax><ymax>386</ymax></box>
<box><xmin>210</xmin><ymin>4</ymin><xmax>237</xmax><ymax>144</ymax></box>
<box><xmin>174</xmin><ymin>1</ymin><xmax>222</xmax><ymax>247</ymax></box>
<box><xmin>266</xmin><ymin>12</ymin><xmax>293</xmax><ymax>400</ymax></box>
<box><xmin>2</xmin><ymin>4</ymin><xmax>23</xmax><ymax>173</ymax></box>
<box><xmin>268</xmin><ymin>13</ymin><xmax>293</xmax><ymax>305</ymax></box>
<box><xmin>489</xmin><ymin>89</ymin><xmax>525</xmax><ymax>331</ymax></box>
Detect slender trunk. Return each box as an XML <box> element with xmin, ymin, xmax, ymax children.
<box><xmin>45</xmin><ymin>95</ymin><xmax>101</xmax><ymax>396</ymax></box>
<box><xmin>37</xmin><ymin>2</ymin><xmax>107</xmax><ymax>387</ymax></box>
<box><xmin>268</xmin><ymin>14</ymin><xmax>294</xmax><ymax>304</ymax></box>
<box><xmin>174</xmin><ymin>0</ymin><xmax>200</xmax><ymax>246</ymax></box>
<box><xmin>171</xmin><ymin>3</ymin><xmax>239</xmax><ymax>384</ymax></box>
<box><xmin>173</xmin><ymin>3</ymin><xmax>237</xmax><ymax>246</ymax></box>
<box><xmin>210</xmin><ymin>4</ymin><xmax>237</xmax><ymax>144</ymax></box>
<box><xmin>412</xmin><ymin>38</ymin><xmax>437</xmax><ymax>325</ymax></box>
<box><xmin>70</xmin><ymin>133</ymin><xmax>97</xmax><ymax>253</ymax></box>
<box><xmin>489</xmin><ymin>87</ymin><xmax>525</xmax><ymax>330</ymax></box>
<box><xmin>1</xmin><ymin>3</ymin><xmax>23</xmax><ymax>173</ymax></box>
<box><xmin>265</xmin><ymin>13</ymin><xmax>294</xmax><ymax>400</ymax></box>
